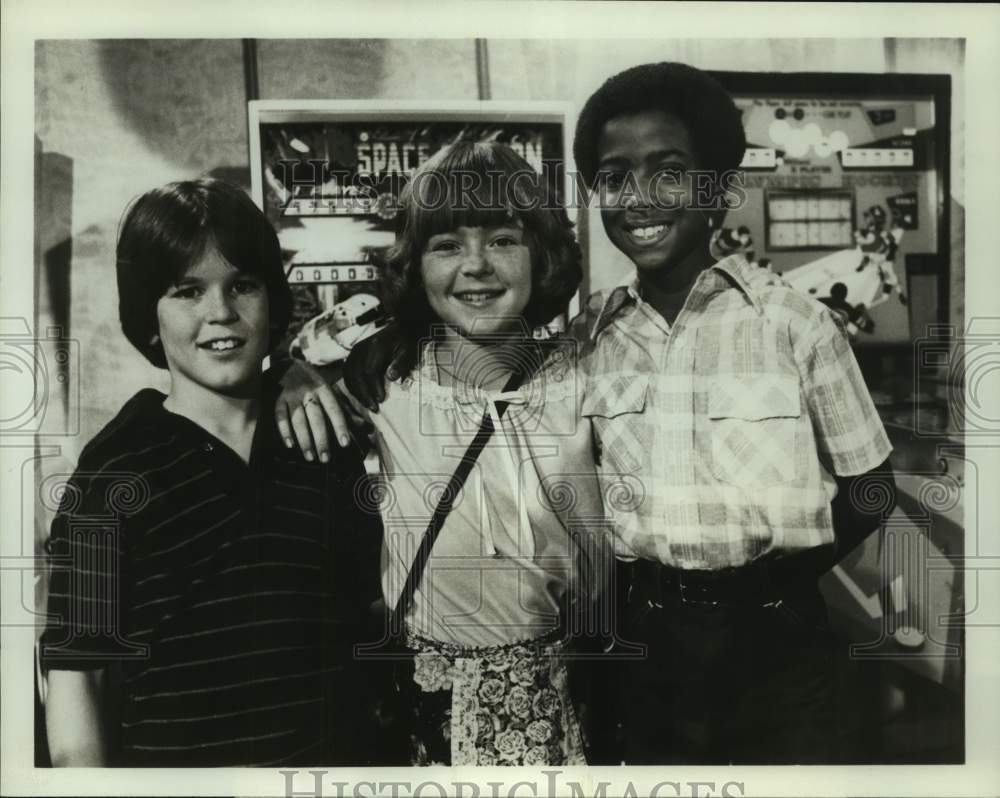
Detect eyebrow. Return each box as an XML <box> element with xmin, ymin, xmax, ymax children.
<box><xmin>170</xmin><ymin>272</ymin><xmax>260</xmax><ymax>289</ymax></box>
<box><xmin>428</xmin><ymin>224</ymin><xmax>523</xmax><ymax>237</ymax></box>
<box><xmin>171</xmin><ymin>276</ymin><xmax>203</xmax><ymax>287</ymax></box>
<box><xmin>598</xmin><ymin>149</ymin><xmax>691</xmax><ymax>167</ymax></box>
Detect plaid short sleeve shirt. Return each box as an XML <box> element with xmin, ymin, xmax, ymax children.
<box><xmin>569</xmin><ymin>254</ymin><xmax>892</xmax><ymax>570</ymax></box>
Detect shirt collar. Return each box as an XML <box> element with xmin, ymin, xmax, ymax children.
<box><xmin>708</xmin><ymin>253</ymin><xmax>766</xmax><ymax>315</ymax></box>
<box><xmin>589</xmin><ymin>283</ymin><xmax>635</xmax><ymax>341</ymax></box>
<box><xmin>589</xmin><ymin>254</ymin><xmax>764</xmax><ymax>341</ymax></box>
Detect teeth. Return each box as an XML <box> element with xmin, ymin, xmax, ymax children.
<box><xmin>206</xmin><ymin>339</ymin><xmax>240</xmax><ymax>351</ymax></box>
<box><xmin>456</xmin><ymin>292</ymin><xmax>501</xmax><ymax>304</ymax></box>
<box><xmin>630</xmin><ymin>224</ymin><xmax>667</xmax><ymax>240</ymax></box>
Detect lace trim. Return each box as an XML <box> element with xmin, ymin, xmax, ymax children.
<box><xmin>551</xmin><ymin>653</ymin><xmax>586</xmax><ymax>765</ymax></box>
<box><xmin>406</xmin><ymin>630</ymin><xmax>563</xmax><ymax>658</ymax></box>
<box><xmin>393</xmin><ymin>343</ymin><xmax>579</xmax><ymax>409</ymax></box>
<box><xmin>451</xmin><ymin>657</ymin><xmax>481</xmax><ymax>766</ymax></box>
<box><xmin>395</xmin><ymin>374</ymin><xmax>578</xmax><ymax>409</ymax></box>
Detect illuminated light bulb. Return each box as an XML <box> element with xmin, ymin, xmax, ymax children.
<box><xmin>803</xmin><ymin>123</ymin><xmax>822</xmax><ymax>144</ymax></box>
<box><xmin>786</xmin><ymin>134</ymin><xmax>809</xmax><ymax>159</ymax></box>
<box><xmin>768</xmin><ymin>119</ymin><xmax>791</xmax><ymax>145</ymax></box>
<box><xmin>290</xmin><ymin>138</ymin><xmax>310</xmax><ymax>154</ymax></box>
<box><xmin>814</xmin><ymin>139</ymin><xmax>833</xmax><ymax>158</ymax></box>
<box><xmin>829</xmin><ymin>131</ymin><xmax>849</xmax><ymax>152</ymax></box>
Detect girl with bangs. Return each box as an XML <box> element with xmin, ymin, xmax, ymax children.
<box><xmin>280</xmin><ymin>141</ymin><xmax>610</xmax><ymax>766</ymax></box>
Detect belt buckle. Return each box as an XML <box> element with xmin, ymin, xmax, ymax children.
<box><xmin>677</xmin><ymin>572</ymin><xmax>720</xmax><ymax>607</ymax></box>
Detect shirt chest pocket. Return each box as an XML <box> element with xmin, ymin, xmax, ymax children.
<box><xmin>707</xmin><ymin>375</ymin><xmax>801</xmax><ymax>489</ymax></box>
<box><xmin>581</xmin><ymin>374</ymin><xmax>649</xmax><ymax>475</ymax></box>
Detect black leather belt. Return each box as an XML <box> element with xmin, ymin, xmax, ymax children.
<box><xmin>630</xmin><ymin>550</ymin><xmax>831</xmax><ymax>608</ymax></box>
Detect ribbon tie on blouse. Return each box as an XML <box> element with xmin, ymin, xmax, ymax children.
<box><xmin>483</xmin><ymin>390</ymin><xmax>527</xmax><ymax>429</ymax></box>
<box><xmin>454</xmin><ymin>387</ymin><xmax>535</xmax><ymax>559</ymax></box>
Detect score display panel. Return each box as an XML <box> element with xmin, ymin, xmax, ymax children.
<box><xmin>248</xmin><ymin>101</ymin><xmax>571</xmax><ymax>337</ymax></box>
<box><xmin>711</xmin><ymin>72</ymin><xmax>951</xmax><ymax>347</ymax></box>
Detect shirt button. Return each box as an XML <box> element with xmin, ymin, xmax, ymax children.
<box><xmin>202</xmin><ymin>442</ymin><xmax>214</xmax><ymax>453</ymax></box>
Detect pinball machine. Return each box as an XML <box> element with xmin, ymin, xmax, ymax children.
<box><xmin>710</xmin><ymin>71</ymin><xmax>961</xmax><ymax>761</ymax></box>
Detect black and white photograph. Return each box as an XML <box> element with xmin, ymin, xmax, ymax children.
<box><xmin>2</xmin><ymin>2</ymin><xmax>998</xmax><ymax>796</ymax></box>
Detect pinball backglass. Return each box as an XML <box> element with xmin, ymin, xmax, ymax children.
<box><xmin>712</xmin><ymin>72</ymin><xmax>951</xmax><ymax>347</ymax></box>
<box><xmin>248</xmin><ymin>101</ymin><xmax>573</xmax><ymax>339</ymax></box>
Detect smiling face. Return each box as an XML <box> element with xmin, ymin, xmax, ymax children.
<box><xmin>597</xmin><ymin>109</ymin><xmax>714</xmax><ymax>277</ymax></box>
<box><xmin>420</xmin><ymin>223</ymin><xmax>532</xmax><ymax>338</ymax></box>
<box><xmin>155</xmin><ymin>246</ymin><xmax>270</xmax><ymax>400</ymax></box>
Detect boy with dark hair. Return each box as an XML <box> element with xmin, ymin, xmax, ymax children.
<box><xmin>41</xmin><ymin>178</ymin><xmax>381</xmax><ymax>766</ymax></box>
<box><xmin>569</xmin><ymin>61</ymin><xmax>896</xmax><ymax>764</ymax></box>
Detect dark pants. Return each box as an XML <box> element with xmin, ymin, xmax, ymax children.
<box><xmin>618</xmin><ymin>566</ymin><xmax>839</xmax><ymax>765</ymax></box>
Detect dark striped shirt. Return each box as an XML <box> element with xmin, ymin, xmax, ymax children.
<box><xmin>41</xmin><ymin>388</ymin><xmax>382</xmax><ymax>766</ymax></box>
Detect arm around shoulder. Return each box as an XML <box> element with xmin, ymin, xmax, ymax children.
<box><xmin>275</xmin><ymin>359</ymin><xmax>352</xmax><ymax>459</ymax></box>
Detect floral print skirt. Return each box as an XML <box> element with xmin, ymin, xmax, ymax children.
<box><xmin>402</xmin><ymin>632</ymin><xmax>586</xmax><ymax>766</ymax></box>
